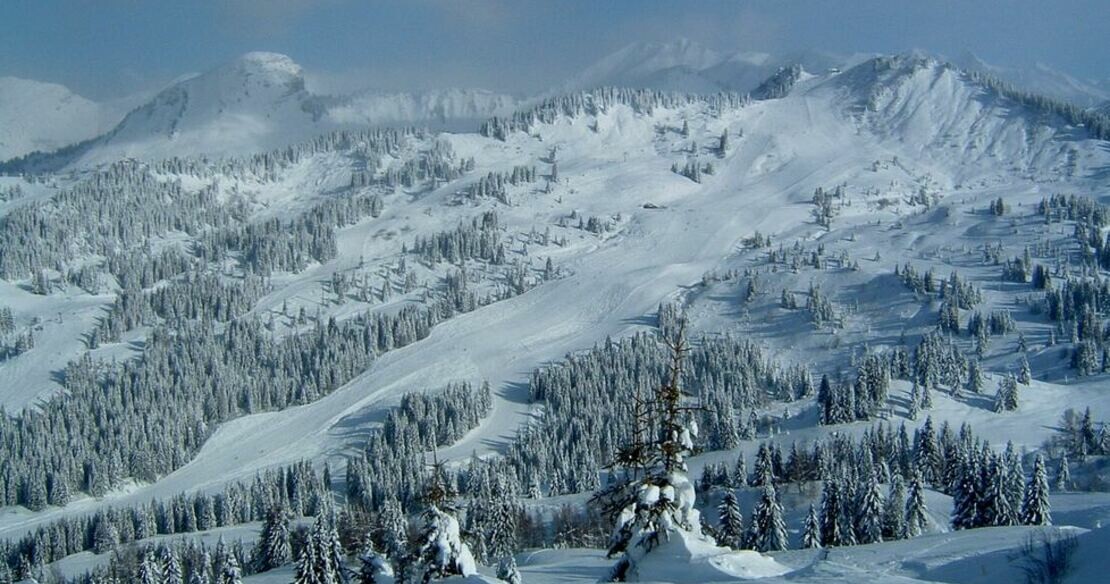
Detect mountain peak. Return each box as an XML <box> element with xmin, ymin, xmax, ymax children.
<box><xmin>215</xmin><ymin>51</ymin><xmax>305</xmax><ymax>94</ymax></box>
<box><xmin>232</xmin><ymin>52</ymin><xmax>302</xmax><ymax>77</ymax></box>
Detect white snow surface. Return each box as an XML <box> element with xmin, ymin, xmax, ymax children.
<box><xmin>3</xmin><ymin>53</ymin><xmax>1110</xmax><ymax>583</ymax></box>
<box><xmin>0</xmin><ymin>77</ymin><xmax>130</xmax><ymax>160</ymax></box>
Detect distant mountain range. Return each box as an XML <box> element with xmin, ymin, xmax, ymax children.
<box><xmin>1</xmin><ymin>41</ymin><xmax>1107</xmax><ymax>168</ymax></box>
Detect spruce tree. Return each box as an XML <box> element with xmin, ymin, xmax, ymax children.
<box><xmin>1018</xmin><ymin>356</ymin><xmax>1032</xmax><ymax>385</ymax></box>
<box><xmin>1055</xmin><ymin>454</ymin><xmax>1071</xmax><ymax>492</ymax></box>
<box><xmin>802</xmin><ymin>504</ymin><xmax>821</xmax><ymax>549</ymax></box>
<box><xmin>819</xmin><ymin>480</ymin><xmax>843</xmax><ymax>547</ymax></box>
<box><xmin>753</xmin><ymin>443</ymin><xmax>775</xmax><ymax>487</ymax></box>
<box><xmin>413</xmin><ymin>457</ymin><xmax>476</xmax><ymax>582</ymax></box>
<box><xmin>255</xmin><ymin>505</ymin><xmax>291</xmax><ymax>572</ymax></box>
<box><xmin>716</xmin><ymin>491</ymin><xmax>745</xmax><ymax>550</ymax></box>
<box><xmin>139</xmin><ymin>548</ymin><xmax>164</xmax><ymax>584</ymax></box>
<box><xmin>293</xmin><ymin>534</ymin><xmax>321</xmax><ymax>584</ymax></box>
<box><xmin>1020</xmin><ymin>454</ymin><xmax>1052</xmax><ymax>526</ymax></box>
<box><xmin>904</xmin><ymin>472</ymin><xmax>928</xmax><ymax>538</ymax></box>
<box><xmin>882</xmin><ymin>475</ymin><xmax>906</xmax><ymax>541</ymax></box>
<box><xmin>218</xmin><ymin>549</ymin><xmax>243</xmax><ymax>584</ymax></box>
<box><xmin>733</xmin><ymin>453</ymin><xmax>748</xmax><ymax>487</ymax></box>
<box><xmin>593</xmin><ymin>323</ymin><xmax>711</xmax><ymax>580</ymax></box>
<box><xmin>378</xmin><ymin>499</ymin><xmax>409</xmax><ymax>563</ymax></box>
<box><xmin>950</xmin><ymin>453</ymin><xmax>979</xmax><ymax>530</ymax></box>
<box><xmin>986</xmin><ymin>456</ymin><xmax>1014</xmax><ymax>526</ymax></box>
<box><xmin>994</xmin><ymin>374</ymin><xmax>1019</xmax><ymax>412</ymax></box>
<box><xmin>751</xmin><ymin>483</ymin><xmax>788</xmax><ymax>552</ymax></box>
<box><xmin>967</xmin><ymin>360</ymin><xmax>984</xmax><ymax>394</ymax></box>
<box><xmin>162</xmin><ymin>545</ymin><xmax>184</xmax><ymax>584</ymax></box>
<box><xmin>855</xmin><ymin>472</ymin><xmax>884</xmax><ymax>544</ymax></box>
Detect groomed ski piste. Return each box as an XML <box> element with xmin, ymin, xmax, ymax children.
<box><xmin>0</xmin><ymin>49</ymin><xmax>1108</xmax><ymax>582</ymax></box>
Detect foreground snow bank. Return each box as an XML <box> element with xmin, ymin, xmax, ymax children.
<box><xmin>625</xmin><ymin>529</ymin><xmax>791</xmax><ymax>582</ymax></box>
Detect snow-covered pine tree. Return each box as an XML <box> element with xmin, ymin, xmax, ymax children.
<box><xmin>254</xmin><ymin>505</ymin><xmax>291</xmax><ymax>571</ymax></box>
<box><xmin>855</xmin><ymin>472</ymin><xmax>884</xmax><ymax>544</ymax></box>
<box><xmin>819</xmin><ymin>480</ymin><xmax>844</xmax><ymax>547</ymax></box>
<box><xmin>496</xmin><ymin>555</ymin><xmax>522</xmax><ymax>584</ymax></box>
<box><xmin>904</xmin><ymin>472</ymin><xmax>929</xmax><ymax>538</ymax></box>
<box><xmin>994</xmin><ymin>374</ymin><xmax>1019</xmax><ymax>412</ymax></box>
<box><xmin>1021</xmin><ymin>454</ymin><xmax>1052</xmax><ymax>526</ymax></box>
<box><xmin>950</xmin><ymin>449</ymin><xmax>980</xmax><ymax>530</ymax></box>
<box><xmin>802</xmin><ymin>504</ymin><xmax>821</xmax><ymax>549</ymax></box>
<box><xmin>733</xmin><ymin>453</ymin><xmax>748</xmax><ymax>487</ymax></box>
<box><xmin>293</xmin><ymin>533</ymin><xmax>322</xmax><ymax>584</ymax></box>
<box><xmin>715</xmin><ymin>491</ymin><xmax>744</xmax><ymax>550</ymax></box>
<box><xmin>162</xmin><ymin>545</ymin><xmax>184</xmax><ymax>584</ymax></box>
<box><xmin>1018</xmin><ymin>356</ymin><xmax>1032</xmax><ymax>385</ymax></box>
<box><xmin>378</xmin><ymin>499</ymin><xmax>409</xmax><ymax>563</ymax></box>
<box><xmin>139</xmin><ymin>548</ymin><xmax>164</xmax><ymax>584</ymax></box>
<box><xmin>412</xmin><ymin>456</ymin><xmax>477</xmax><ymax>582</ymax></box>
<box><xmin>1055</xmin><ymin>454</ymin><xmax>1071</xmax><ymax>491</ymax></box>
<box><xmin>356</xmin><ymin>540</ymin><xmax>392</xmax><ymax>584</ymax></box>
<box><xmin>217</xmin><ymin>547</ymin><xmax>243</xmax><ymax>584</ymax></box>
<box><xmin>983</xmin><ymin>453</ymin><xmax>1014</xmax><ymax>527</ymax></box>
<box><xmin>882</xmin><ymin>475</ymin><xmax>906</xmax><ymax>541</ymax></box>
<box><xmin>593</xmin><ymin>322</ymin><xmax>710</xmax><ymax>581</ymax></box>
<box><xmin>750</xmin><ymin>483</ymin><xmax>788</xmax><ymax>552</ymax></box>
<box><xmin>1002</xmin><ymin>442</ymin><xmax>1024</xmax><ymax>526</ymax></box>
<box><xmin>967</xmin><ymin>360</ymin><xmax>985</xmax><ymax>394</ymax></box>
<box><xmin>752</xmin><ymin>443</ymin><xmax>776</xmax><ymax>487</ymax></box>
<box><xmin>190</xmin><ymin>550</ymin><xmax>212</xmax><ymax>584</ymax></box>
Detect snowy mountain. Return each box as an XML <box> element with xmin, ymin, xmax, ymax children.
<box><xmin>565</xmin><ymin>38</ymin><xmax>731</xmax><ymax>93</ymax></box>
<box><xmin>70</xmin><ymin>52</ymin><xmax>329</xmax><ymax>165</ymax></box>
<box><xmin>953</xmin><ymin>51</ymin><xmax>1110</xmax><ymax>108</ymax></box>
<box><xmin>0</xmin><ymin>47</ymin><xmax>1109</xmax><ymax>584</ymax></box>
<box><xmin>564</xmin><ymin>39</ymin><xmax>866</xmax><ymax>94</ymax></box>
<box><xmin>0</xmin><ymin>77</ymin><xmax>129</xmax><ymax>161</ymax></box>
<box><xmin>1</xmin><ymin>53</ymin><xmax>519</xmax><ymax>169</ymax></box>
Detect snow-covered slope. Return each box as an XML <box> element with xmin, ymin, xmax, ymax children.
<box><xmin>72</xmin><ymin>52</ymin><xmax>328</xmax><ymax>165</ymax></box>
<box><xmin>823</xmin><ymin>54</ymin><xmax>1092</xmax><ymax>177</ymax></box>
<box><xmin>0</xmin><ymin>77</ymin><xmax>127</xmax><ymax>160</ymax></box>
<box><xmin>1</xmin><ymin>50</ymin><xmax>1109</xmax><ymax>584</ymax></box>
<box><xmin>953</xmin><ymin>51</ymin><xmax>1110</xmax><ymax>108</ymax></box>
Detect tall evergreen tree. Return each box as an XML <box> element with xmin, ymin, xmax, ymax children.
<box><xmin>750</xmin><ymin>483</ymin><xmax>788</xmax><ymax>552</ymax></box>
<box><xmin>162</xmin><ymin>545</ymin><xmax>184</xmax><ymax>584</ymax></box>
<box><xmin>716</xmin><ymin>492</ymin><xmax>745</xmax><ymax>550</ymax></box>
<box><xmin>138</xmin><ymin>548</ymin><xmax>164</xmax><ymax>584</ymax></box>
<box><xmin>1055</xmin><ymin>454</ymin><xmax>1071</xmax><ymax>492</ymax></box>
<box><xmin>802</xmin><ymin>504</ymin><xmax>821</xmax><ymax>549</ymax></box>
<box><xmin>413</xmin><ymin>458</ymin><xmax>476</xmax><ymax>582</ymax></box>
<box><xmin>1021</xmin><ymin>454</ymin><xmax>1052</xmax><ymax>526</ymax></box>
<box><xmin>255</xmin><ymin>505</ymin><xmax>291</xmax><ymax>572</ymax></box>
<box><xmin>593</xmin><ymin>324</ymin><xmax>711</xmax><ymax>581</ymax></box>
<box><xmin>882</xmin><ymin>475</ymin><xmax>906</xmax><ymax>541</ymax></box>
<box><xmin>904</xmin><ymin>473</ymin><xmax>929</xmax><ymax>538</ymax></box>
<box><xmin>819</xmin><ymin>480</ymin><xmax>844</xmax><ymax>547</ymax></box>
<box><xmin>950</xmin><ymin>452</ymin><xmax>980</xmax><ymax>530</ymax></box>
<box><xmin>855</xmin><ymin>472</ymin><xmax>884</xmax><ymax>544</ymax></box>
<box><xmin>217</xmin><ymin>549</ymin><xmax>243</xmax><ymax>584</ymax></box>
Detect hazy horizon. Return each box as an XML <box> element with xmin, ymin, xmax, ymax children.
<box><xmin>1</xmin><ymin>0</ymin><xmax>1106</xmax><ymax>100</ymax></box>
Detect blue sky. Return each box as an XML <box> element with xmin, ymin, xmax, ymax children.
<box><xmin>1</xmin><ymin>0</ymin><xmax>1105</xmax><ymax>98</ymax></box>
